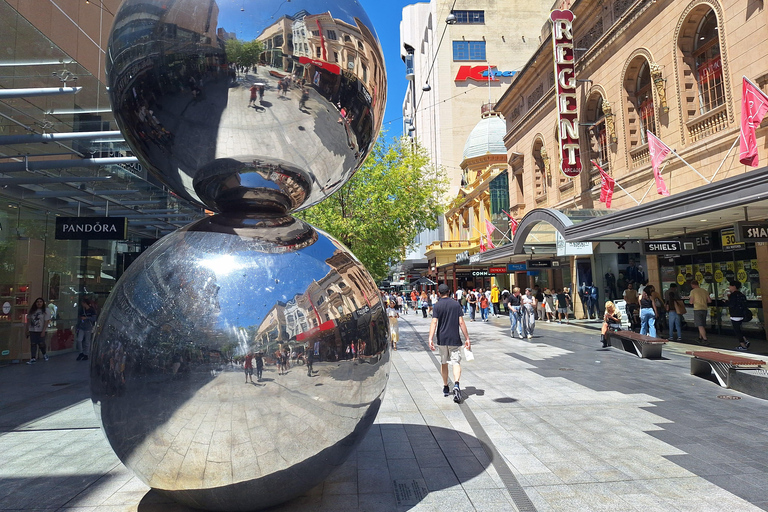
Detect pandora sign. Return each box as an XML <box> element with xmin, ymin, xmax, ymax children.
<box><xmin>550</xmin><ymin>9</ymin><xmax>581</xmax><ymax>177</ymax></box>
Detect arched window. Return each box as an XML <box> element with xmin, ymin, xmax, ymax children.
<box><xmin>675</xmin><ymin>4</ymin><xmax>730</xmax><ymax>143</ymax></box>
<box><xmin>586</xmin><ymin>94</ymin><xmax>610</xmax><ymax>172</ymax></box>
<box><xmin>636</xmin><ymin>61</ymin><xmax>655</xmax><ymax>144</ymax></box>
<box><xmin>693</xmin><ymin>10</ymin><xmax>724</xmax><ymax>114</ymax></box>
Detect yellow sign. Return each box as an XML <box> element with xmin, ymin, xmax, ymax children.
<box><xmin>737</xmin><ymin>269</ymin><xmax>748</xmax><ymax>283</ymax></box>
<box><xmin>677</xmin><ymin>273</ymin><xmax>686</xmax><ymax>285</ymax></box>
<box><xmin>714</xmin><ymin>269</ymin><xmax>724</xmax><ymax>283</ymax></box>
<box><xmin>695</xmin><ymin>272</ymin><xmax>704</xmax><ymax>283</ymax></box>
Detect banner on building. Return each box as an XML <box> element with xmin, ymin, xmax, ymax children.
<box><xmin>556</xmin><ymin>232</ymin><xmax>593</xmax><ymax>256</ymax></box>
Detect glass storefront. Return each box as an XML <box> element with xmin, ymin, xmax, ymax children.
<box><xmin>659</xmin><ymin>234</ymin><xmax>763</xmax><ymax>335</ymax></box>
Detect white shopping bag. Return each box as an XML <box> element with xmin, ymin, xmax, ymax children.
<box><xmin>463</xmin><ymin>347</ymin><xmax>474</xmax><ymax>362</ymax></box>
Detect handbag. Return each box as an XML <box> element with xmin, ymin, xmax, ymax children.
<box><xmin>463</xmin><ymin>347</ymin><xmax>474</xmax><ymax>362</ymax></box>
<box><xmin>674</xmin><ymin>300</ymin><xmax>687</xmax><ymax>315</ymax></box>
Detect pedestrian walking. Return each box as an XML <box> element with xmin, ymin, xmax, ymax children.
<box><xmin>507</xmin><ymin>287</ymin><xmax>523</xmax><ymax>337</ymax></box>
<box><xmin>491</xmin><ymin>285</ymin><xmax>500</xmax><ymax>317</ymax></box>
<box><xmin>428</xmin><ymin>284</ymin><xmax>471</xmax><ymax>404</ymax></box>
<box><xmin>479</xmin><ymin>292</ymin><xmax>490</xmax><ymax>322</ymax></box>
<box><xmin>467</xmin><ymin>290</ymin><xmax>477</xmax><ymax>321</ymax></box>
<box><xmin>387</xmin><ymin>300</ymin><xmax>400</xmax><ymax>350</ymax></box>
<box><xmin>689</xmin><ymin>280</ymin><xmax>711</xmax><ymax>344</ymax></box>
<box><xmin>420</xmin><ymin>291</ymin><xmax>429</xmax><ymax>318</ymax></box>
<box><xmin>255</xmin><ymin>352</ymin><xmax>264</xmax><ymax>381</ymax></box>
<box><xmin>727</xmin><ymin>281</ymin><xmax>751</xmax><ymax>351</ymax></box>
<box><xmin>639</xmin><ymin>287</ymin><xmax>658</xmax><ymax>338</ymax></box>
<box><xmin>665</xmin><ymin>283</ymin><xmax>684</xmax><ymax>342</ymax></box>
<box><xmin>244</xmin><ymin>352</ymin><xmax>254</xmax><ymax>383</ymax></box>
<box><xmin>555</xmin><ymin>288</ymin><xmax>569</xmax><ymax>324</ymax></box>
<box><xmin>25</xmin><ymin>297</ymin><xmax>51</xmax><ymax>364</ymax></box>
<box><xmin>521</xmin><ymin>288</ymin><xmax>536</xmax><ymax>339</ymax></box>
<box><xmin>249</xmin><ymin>84</ymin><xmax>257</xmax><ymax>106</ymax></box>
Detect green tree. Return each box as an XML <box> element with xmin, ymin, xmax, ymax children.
<box><xmin>299</xmin><ymin>137</ymin><xmax>448</xmax><ymax>281</ymax></box>
<box><xmin>225</xmin><ymin>38</ymin><xmax>263</xmax><ymax>69</ymax></box>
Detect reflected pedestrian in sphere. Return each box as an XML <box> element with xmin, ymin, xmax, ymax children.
<box><xmin>76</xmin><ymin>298</ymin><xmax>97</xmax><ymax>361</ymax></box>
<box><xmin>25</xmin><ymin>297</ymin><xmax>51</xmax><ymax>364</ymax></box>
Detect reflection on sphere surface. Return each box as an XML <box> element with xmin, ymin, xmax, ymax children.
<box><xmin>106</xmin><ymin>0</ymin><xmax>386</xmax><ymax>213</ymax></box>
<box><xmin>90</xmin><ymin>213</ymin><xmax>390</xmax><ymax>511</ymax></box>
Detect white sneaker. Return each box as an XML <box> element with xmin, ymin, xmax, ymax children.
<box><xmin>26</xmin><ymin>358</ymin><xmax>36</xmax><ymax>365</ymax></box>
<box><xmin>44</xmin><ymin>355</ymin><xmax>49</xmax><ymax>361</ymax></box>
<box><xmin>527</xmin><ymin>334</ymin><xmax>533</xmax><ymax>339</ymax></box>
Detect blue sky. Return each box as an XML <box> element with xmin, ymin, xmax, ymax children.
<box><xmin>360</xmin><ymin>0</ymin><xmax>413</xmax><ymax>139</ymax></box>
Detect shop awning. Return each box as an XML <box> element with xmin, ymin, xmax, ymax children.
<box><xmin>298</xmin><ymin>56</ymin><xmax>341</xmax><ymax>75</ymax></box>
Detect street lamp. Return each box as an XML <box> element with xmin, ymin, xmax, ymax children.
<box><xmin>422</xmin><ymin>83</ymin><xmax>431</xmax><ymax>91</ymax></box>
<box><xmin>446</xmin><ymin>12</ymin><xmax>457</xmax><ymax>24</ymax></box>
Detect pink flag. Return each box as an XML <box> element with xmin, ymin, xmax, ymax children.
<box><xmin>484</xmin><ymin>219</ymin><xmax>496</xmax><ymax>249</ymax></box>
<box><xmin>592</xmin><ymin>160</ymin><xmax>614</xmax><ymax>208</ymax></box>
<box><xmin>501</xmin><ymin>209</ymin><xmax>519</xmax><ymax>235</ymax></box>
<box><xmin>647</xmin><ymin>131</ymin><xmax>671</xmax><ymax>196</ymax></box>
<box><xmin>479</xmin><ymin>236</ymin><xmax>486</xmax><ymax>253</ymax></box>
<box><xmin>739</xmin><ymin>77</ymin><xmax>768</xmax><ymax>167</ymax></box>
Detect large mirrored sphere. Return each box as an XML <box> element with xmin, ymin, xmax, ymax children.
<box><xmin>90</xmin><ymin>214</ymin><xmax>390</xmax><ymax>511</ymax></box>
<box><xmin>106</xmin><ymin>0</ymin><xmax>386</xmax><ymax>213</ymax></box>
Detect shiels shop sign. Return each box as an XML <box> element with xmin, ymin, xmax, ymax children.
<box><xmin>551</xmin><ymin>9</ymin><xmax>582</xmax><ymax>177</ymax></box>
<box><xmin>55</xmin><ymin>217</ymin><xmax>128</xmax><ymax>240</ymax></box>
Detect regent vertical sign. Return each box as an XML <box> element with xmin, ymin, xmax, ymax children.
<box><xmin>551</xmin><ymin>9</ymin><xmax>582</xmax><ymax>177</ymax></box>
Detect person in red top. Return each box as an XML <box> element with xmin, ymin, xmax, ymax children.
<box><xmin>244</xmin><ymin>352</ymin><xmax>254</xmax><ymax>383</ymax></box>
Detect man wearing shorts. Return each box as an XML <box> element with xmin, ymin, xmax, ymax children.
<box><xmin>428</xmin><ymin>284</ymin><xmax>471</xmax><ymax>403</ymax></box>
<box><xmin>689</xmin><ymin>280</ymin><xmax>712</xmax><ymax>344</ymax></box>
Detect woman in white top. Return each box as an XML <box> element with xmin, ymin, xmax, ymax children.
<box><xmin>521</xmin><ymin>288</ymin><xmax>537</xmax><ymax>339</ymax></box>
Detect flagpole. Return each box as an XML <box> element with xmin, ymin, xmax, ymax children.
<box><xmin>488</xmin><ymin>223</ymin><xmax>513</xmax><ymax>243</ymax></box>
<box><xmin>670</xmin><ymin>149</ymin><xmax>710</xmax><ymax>184</ymax></box>
<box><xmin>613</xmin><ymin>181</ymin><xmax>641</xmax><ymax>205</ymax></box>
<box><xmin>709</xmin><ymin>134</ymin><xmax>740</xmax><ymax>183</ymax></box>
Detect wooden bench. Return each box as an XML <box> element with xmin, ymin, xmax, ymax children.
<box><xmin>686</xmin><ymin>350</ymin><xmax>766</xmax><ymax>388</ymax></box>
<box><xmin>607</xmin><ymin>330</ymin><xmax>666</xmax><ymax>359</ymax></box>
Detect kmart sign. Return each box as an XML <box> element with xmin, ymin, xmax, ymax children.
<box><xmin>455</xmin><ymin>65</ymin><xmax>517</xmax><ymax>82</ymax></box>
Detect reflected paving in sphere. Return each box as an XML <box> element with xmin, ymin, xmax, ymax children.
<box><xmin>90</xmin><ymin>214</ymin><xmax>390</xmax><ymax>511</ymax></box>
<box><xmin>107</xmin><ymin>0</ymin><xmax>386</xmax><ymax>212</ymax></box>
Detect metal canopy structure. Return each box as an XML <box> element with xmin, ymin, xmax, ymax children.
<box><xmin>0</xmin><ymin>1</ymin><xmax>205</xmax><ymax>240</ymax></box>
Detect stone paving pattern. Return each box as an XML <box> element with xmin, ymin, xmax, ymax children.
<box><xmin>1</xmin><ymin>312</ymin><xmax>767</xmax><ymax>511</ymax></box>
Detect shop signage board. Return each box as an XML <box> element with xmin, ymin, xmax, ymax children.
<box><xmin>507</xmin><ymin>263</ymin><xmax>527</xmax><ymax>272</ymax></box>
<box><xmin>550</xmin><ymin>9</ymin><xmax>581</xmax><ymax>177</ymax></box>
<box><xmin>455</xmin><ymin>250</ymin><xmax>470</xmax><ymax>264</ymax></box>
<box><xmin>488</xmin><ymin>267</ymin><xmax>507</xmax><ymax>274</ymax></box>
<box><xmin>736</xmin><ymin>221</ymin><xmax>768</xmax><ymax>241</ymax></box>
<box><xmin>721</xmin><ymin>227</ymin><xmax>745</xmax><ymax>251</ymax></box>
<box><xmin>643</xmin><ymin>240</ymin><xmax>681</xmax><ymax>253</ymax></box>
<box><xmin>528</xmin><ymin>260</ymin><xmax>552</xmax><ymax>268</ymax></box>
<box><xmin>454</xmin><ymin>65</ymin><xmax>517</xmax><ymax>82</ymax></box>
<box><xmin>556</xmin><ymin>232</ymin><xmax>592</xmax><ymax>256</ymax></box>
<box><xmin>472</xmin><ymin>270</ymin><xmax>491</xmax><ymax>277</ymax></box>
<box><xmin>55</xmin><ymin>217</ymin><xmax>128</xmax><ymax>240</ymax></box>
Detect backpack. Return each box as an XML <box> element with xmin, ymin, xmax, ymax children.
<box><xmin>743</xmin><ymin>307</ymin><xmax>754</xmax><ymax>323</ymax></box>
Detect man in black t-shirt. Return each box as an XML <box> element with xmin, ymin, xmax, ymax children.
<box><xmin>428</xmin><ymin>284</ymin><xmax>471</xmax><ymax>403</ymax></box>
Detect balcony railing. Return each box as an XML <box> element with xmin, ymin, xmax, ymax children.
<box><xmin>686</xmin><ymin>103</ymin><xmax>728</xmax><ymax>143</ymax></box>
<box><xmin>630</xmin><ymin>143</ymin><xmax>650</xmax><ymax>168</ymax></box>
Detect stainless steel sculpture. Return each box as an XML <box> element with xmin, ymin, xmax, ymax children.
<box><xmin>92</xmin><ymin>1</ymin><xmax>388</xmax><ymax>510</ymax></box>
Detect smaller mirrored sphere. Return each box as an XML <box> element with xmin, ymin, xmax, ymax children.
<box><xmin>106</xmin><ymin>0</ymin><xmax>387</xmax><ymax>213</ymax></box>
<box><xmin>90</xmin><ymin>213</ymin><xmax>390</xmax><ymax>511</ymax></box>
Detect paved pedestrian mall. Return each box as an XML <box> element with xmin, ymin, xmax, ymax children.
<box><xmin>1</xmin><ymin>313</ymin><xmax>767</xmax><ymax>511</ymax></box>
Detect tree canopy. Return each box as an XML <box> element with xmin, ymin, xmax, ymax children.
<box><xmin>299</xmin><ymin>136</ymin><xmax>448</xmax><ymax>281</ymax></box>
<box><xmin>225</xmin><ymin>38</ymin><xmax>263</xmax><ymax>69</ymax></box>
